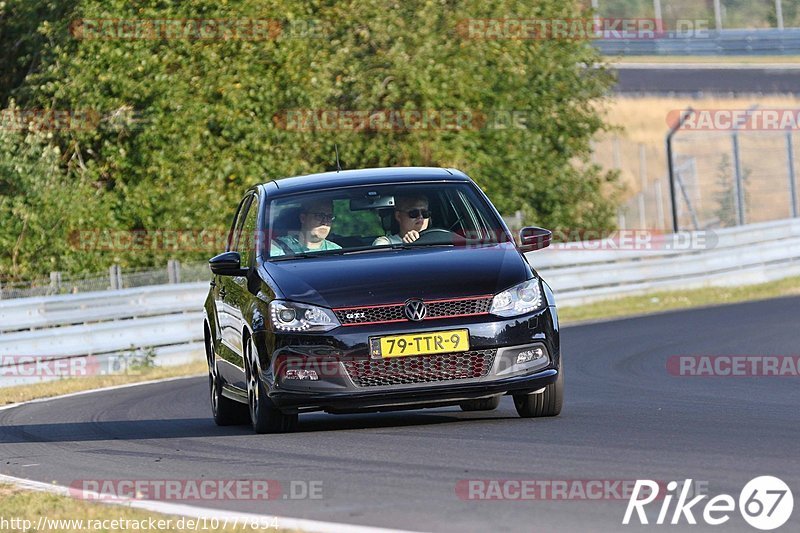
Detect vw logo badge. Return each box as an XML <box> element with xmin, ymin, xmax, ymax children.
<box><xmin>404</xmin><ymin>299</ymin><xmax>427</xmax><ymax>321</ymax></box>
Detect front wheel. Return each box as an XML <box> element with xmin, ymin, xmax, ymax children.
<box><xmin>209</xmin><ymin>366</ymin><xmax>248</xmax><ymax>426</ymax></box>
<box><xmin>246</xmin><ymin>339</ymin><xmax>298</xmax><ymax>434</ymax></box>
<box><xmin>513</xmin><ymin>365</ymin><xmax>563</xmax><ymax>418</ymax></box>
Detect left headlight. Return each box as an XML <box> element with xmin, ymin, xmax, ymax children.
<box><xmin>490</xmin><ymin>278</ymin><xmax>544</xmax><ymax>317</ymax></box>
<box><xmin>268</xmin><ymin>301</ymin><xmax>341</xmax><ymax>332</ymax></box>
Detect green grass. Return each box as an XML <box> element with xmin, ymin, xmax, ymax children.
<box><xmin>559</xmin><ymin>275</ymin><xmax>800</xmax><ymax>324</ymax></box>
<box><xmin>0</xmin><ymin>484</ymin><xmax>292</xmax><ymax>532</ymax></box>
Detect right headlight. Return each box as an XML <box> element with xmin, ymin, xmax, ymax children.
<box><xmin>268</xmin><ymin>301</ymin><xmax>340</xmax><ymax>332</ymax></box>
<box><xmin>489</xmin><ymin>278</ymin><xmax>544</xmax><ymax>317</ymax></box>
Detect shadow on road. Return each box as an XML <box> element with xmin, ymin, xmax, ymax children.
<box><xmin>0</xmin><ymin>409</ymin><xmax>519</xmax><ymax>443</ymax></box>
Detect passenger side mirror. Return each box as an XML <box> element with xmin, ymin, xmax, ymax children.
<box><xmin>209</xmin><ymin>251</ymin><xmax>248</xmax><ymax>276</ymax></box>
<box><xmin>518</xmin><ymin>227</ymin><xmax>552</xmax><ymax>252</ymax></box>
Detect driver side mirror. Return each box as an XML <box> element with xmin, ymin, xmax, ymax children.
<box><xmin>209</xmin><ymin>251</ymin><xmax>248</xmax><ymax>276</ymax></box>
<box><xmin>518</xmin><ymin>227</ymin><xmax>552</xmax><ymax>252</ymax></box>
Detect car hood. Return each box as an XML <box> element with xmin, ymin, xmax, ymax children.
<box><xmin>264</xmin><ymin>244</ymin><xmax>531</xmax><ymax>308</ymax></box>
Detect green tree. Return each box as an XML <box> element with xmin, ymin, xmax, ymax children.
<box><xmin>1</xmin><ymin>0</ymin><xmax>619</xmax><ymax>279</ymax></box>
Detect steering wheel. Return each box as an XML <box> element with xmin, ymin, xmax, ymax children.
<box><xmin>413</xmin><ymin>228</ymin><xmax>457</xmax><ymax>245</ymax></box>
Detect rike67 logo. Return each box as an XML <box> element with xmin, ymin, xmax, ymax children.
<box><xmin>624</xmin><ymin>477</ymin><xmax>793</xmax><ymax>530</ymax></box>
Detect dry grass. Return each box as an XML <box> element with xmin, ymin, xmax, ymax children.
<box><xmin>0</xmin><ymin>360</ymin><xmax>207</xmax><ymax>406</ymax></box>
<box><xmin>0</xmin><ymin>484</ymin><xmax>292</xmax><ymax>532</ymax></box>
<box><xmin>559</xmin><ymin>275</ymin><xmax>800</xmax><ymax>324</ymax></box>
<box><xmin>594</xmin><ymin>95</ymin><xmax>800</xmax><ymax>226</ymax></box>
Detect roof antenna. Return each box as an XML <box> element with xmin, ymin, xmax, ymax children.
<box><xmin>334</xmin><ymin>143</ymin><xmax>342</xmax><ymax>173</ymax></box>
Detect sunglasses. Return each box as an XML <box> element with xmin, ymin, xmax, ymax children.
<box><xmin>405</xmin><ymin>209</ymin><xmax>431</xmax><ymax>219</ymax></box>
<box><xmin>305</xmin><ymin>212</ymin><xmax>336</xmax><ymax>223</ymax></box>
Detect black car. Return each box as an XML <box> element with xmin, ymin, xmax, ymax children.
<box><xmin>204</xmin><ymin>167</ymin><xmax>562</xmax><ymax>433</ymax></box>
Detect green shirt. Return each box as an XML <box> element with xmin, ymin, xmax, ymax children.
<box><xmin>270</xmin><ymin>235</ymin><xmax>342</xmax><ymax>256</ymax></box>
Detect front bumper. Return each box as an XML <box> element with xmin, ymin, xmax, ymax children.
<box><xmin>269</xmin><ymin>367</ymin><xmax>558</xmax><ymax>413</ymax></box>
<box><xmin>258</xmin><ymin>305</ymin><xmax>560</xmax><ymax>414</ymax></box>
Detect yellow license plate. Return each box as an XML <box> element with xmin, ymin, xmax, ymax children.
<box><xmin>369</xmin><ymin>329</ymin><xmax>470</xmax><ymax>358</ymax></box>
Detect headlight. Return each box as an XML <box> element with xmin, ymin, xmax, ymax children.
<box><xmin>268</xmin><ymin>301</ymin><xmax>340</xmax><ymax>332</ymax></box>
<box><xmin>490</xmin><ymin>279</ymin><xmax>544</xmax><ymax>317</ymax></box>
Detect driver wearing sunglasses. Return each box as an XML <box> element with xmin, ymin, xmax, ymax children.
<box><xmin>272</xmin><ymin>198</ymin><xmax>342</xmax><ymax>256</ymax></box>
<box><xmin>373</xmin><ymin>195</ymin><xmax>430</xmax><ymax>246</ymax></box>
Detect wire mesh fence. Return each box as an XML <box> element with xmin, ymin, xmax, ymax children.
<box><xmin>0</xmin><ymin>261</ymin><xmax>210</xmax><ymax>300</ymax></box>
<box><xmin>593</xmin><ymin>128</ymin><xmax>800</xmax><ymax>231</ymax></box>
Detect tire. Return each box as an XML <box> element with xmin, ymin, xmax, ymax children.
<box><xmin>246</xmin><ymin>339</ymin><xmax>298</xmax><ymax>434</ymax></box>
<box><xmin>459</xmin><ymin>396</ymin><xmax>501</xmax><ymax>412</ymax></box>
<box><xmin>209</xmin><ymin>367</ymin><xmax>248</xmax><ymax>426</ymax></box>
<box><xmin>513</xmin><ymin>365</ymin><xmax>563</xmax><ymax>418</ymax></box>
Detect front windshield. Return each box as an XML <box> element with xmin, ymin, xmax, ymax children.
<box><xmin>266</xmin><ymin>182</ymin><xmax>511</xmax><ymax>259</ymax></box>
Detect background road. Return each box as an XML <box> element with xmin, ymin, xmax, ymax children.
<box><xmin>614</xmin><ymin>65</ymin><xmax>800</xmax><ymax>95</ymax></box>
<box><xmin>2</xmin><ymin>296</ymin><xmax>799</xmax><ymax>532</ymax></box>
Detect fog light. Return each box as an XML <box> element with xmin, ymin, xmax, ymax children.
<box><xmin>516</xmin><ymin>347</ymin><xmax>545</xmax><ymax>364</ymax></box>
<box><xmin>285</xmin><ymin>369</ymin><xmax>318</xmax><ymax>380</ymax></box>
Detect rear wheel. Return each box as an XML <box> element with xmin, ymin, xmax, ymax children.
<box><xmin>513</xmin><ymin>365</ymin><xmax>563</xmax><ymax>418</ymax></box>
<box><xmin>459</xmin><ymin>396</ymin><xmax>501</xmax><ymax>412</ymax></box>
<box><xmin>246</xmin><ymin>338</ymin><xmax>298</xmax><ymax>434</ymax></box>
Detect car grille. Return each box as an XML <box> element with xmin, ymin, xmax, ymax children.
<box><xmin>334</xmin><ymin>295</ymin><xmax>493</xmax><ymax>326</ymax></box>
<box><xmin>343</xmin><ymin>349</ymin><xmax>496</xmax><ymax>387</ymax></box>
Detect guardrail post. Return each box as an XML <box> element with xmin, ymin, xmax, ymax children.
<box><xmin>666</xmin><ymin>107</ymin><xmax>695</xmax><ymax>233</ymax></box>
<box><xmin>787</xmin><ymin>130</ymin><xmax>798</xmax><ymax>218</ymax></box>
<box><xmin>732</xmin><ymin>132</ymin><xmax>746</xmax><ymax>226</ymax></box>
<box><xmin>109</xmin><ymin>264</ymin><xmax>122</xmax><ymax>290</ymax></box>
<box><xmin>168</xmin><ymin>260</ymin><xmax>181</xmax><ymax>284</ymax></box>
<box><xmin>49</xmin><ymin>271</ymin><xmax>62</xmax><ymax>294</ymax></box>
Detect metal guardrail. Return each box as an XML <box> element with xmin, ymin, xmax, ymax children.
<box><xmin>595</xmin><ymin>28</ymin><xmax>800</xmax><ymax>56</ymax></box>
<box><xmin>2</xmin><ymin>218</ymin><xmax>799</xmax><ymax>387</ymax></box>
<box><xmin>532</xmin><ymin>218</ymin><xmax>800</xmax><ymax>304</ymax></box>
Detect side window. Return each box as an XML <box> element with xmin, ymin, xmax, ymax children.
<box><xmin>227</xmin><ymin>195</ymin><xmax>251</xmax><ymax>252</ymax></box>
<box><xmin>236</xmin><ymin>195</ymin><xmax>259</xmax><ymax>267</ymax></box>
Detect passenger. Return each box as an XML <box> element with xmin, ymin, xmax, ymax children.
<box><xmin>271</xmin><ymin>199</ymin><xmax>342</xmax><ymax>256</ymax></box>
<box><xmin>373</xmin><ymin>195</ymin><xmax>430</xmax><ymax>245</ymax></box>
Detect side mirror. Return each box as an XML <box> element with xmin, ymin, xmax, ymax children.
<box><xmin>518</xmin><ymin>227</ymin><xmax>552</xmax><ymax>252</ymax></box>
<box><xmin>209</xmin><ymin>251</ymin><xmax>247</xmax><ymax>276</ymax></box>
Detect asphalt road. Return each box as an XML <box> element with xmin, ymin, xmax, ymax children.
<box><xmin>614</xmin><ymin>64</ymin><xmax>800</xmax><ymax>95</ymax></box>
<box><xmin>2</xmin><ymin>296</ymin><xmax>799</xmax><ymax>532</ymax></box>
